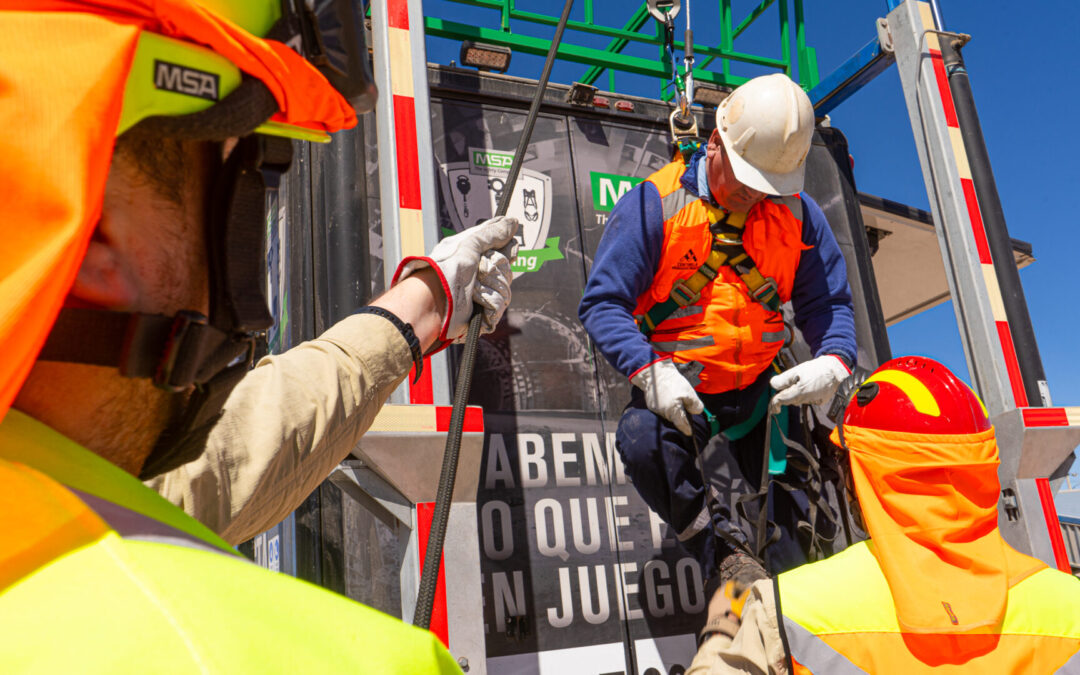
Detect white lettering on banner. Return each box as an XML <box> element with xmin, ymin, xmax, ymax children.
<box><xmin>676</xmin><ymin>558</ymin><xmax>706</xmax><ymax>613</ymax></box>
<box><xmin>615</xmin><ymin>561</ymin><xmax>643</xmax><ymax>621</ymax></box>
<box><xmin>492</xmin><ymin>570</ymin><xmax>527</xmax><ymax>633</ymax></box>
<box><xmin>580</xmin><ymin>565</ymin><xmax>610</xmax><ymax>624</ymax></box>
<box><xmin>598</xmin><ymin>177</ymin><xmax>636</xmax><ymax>210</ymax></box>
<box><xmin>547</xmin><ymin>567</ymin><xmax>574</xmax><ymax>628</ymax></box>
<box><xmin>518</xmin><ymin>433</ymin><xmax>548</xmax><ymax>487</ymax></box>
<box><xmin>534</xmin><ymin>496</ymin><xmax>639</xmax><ymax>558</ymax></box>
<box><xmin>609</xmin><ymin>432</ymin><xmax>628</xmax><ymax>484</ymax></box>
<box><xmin>649</xmin><ymin>509</ymin><xmax>677</xmax><ymax>550</ymax></box>
<box><xmin>536</xmin><ymin>559</ymin><xmax>706</xmax><ymax>630</ymax></box>
<box><xmin>481</xmin><ymin>500</ymin><xmax>514</xmax><ymax>561</ymax></box>
<box><xmin>480</xmin><ymin>426</ymin><xmax>707</xmax><ymax>638</ymax></box>
<box><xmin>581</xmin><ymin>432</ymin><xmax>628</xmax><ymax>486</ymax></box>
<box><xmin>568</xmin><ymin>497</ymin><xmax>601</xmax><ymax>555</ymax></box>
<box><xmin>552</xmin><ymin>433</ymin><xmax>580</xmax><ymax>487</ymax></box>
<box><xmin>535</xmin><ymin>498</ymin><xmax>570</xmax><ymax>561</ymax></box>
<box><xmin>485</xmin><ymin>434</ymin><xmax>515</xmax><ymax>489</ymax></box>
<box><xmin>484</xmin><ymin>432</ymin><xmax>629</xmax><ymax>489</ymax></box>
<box><xmin>605</xmin><ymin>495</ymin><xmax>634</xmax><ymax>552</ymax></box>
<box><xmin>643</xmin><ymin>560</ymin><xmax>675</xmax><ymax>617</ymax></box>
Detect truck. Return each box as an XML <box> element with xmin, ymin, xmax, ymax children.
<box><xmin>240</xmin><ymin>1</ymin><xmax>1080</xmax><ymax>672</ymax></box>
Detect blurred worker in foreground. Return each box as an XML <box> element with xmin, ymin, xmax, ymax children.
<box><xmin>688</xmin><ymin>357</ymin><xmax>1080</xmax><ymax>674</ymax></box>
<box><xmin>1</xmin><ymin>1</ymin><xmax>516</xmax><ymax>670</ymax></box>
<box><xmin>579</xmin><ymin>73</ymin><xmax>856</xmax><ymax>581</ymax></box>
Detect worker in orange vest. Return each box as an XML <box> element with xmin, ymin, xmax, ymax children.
<box><xmin>688</xmin><ymin>356</ymin><xmax>1080</xmax><ymax>673</ymax></box>
<box><xmin>0</xmin><ymin>0</ymin><xmax>516</xmax><ymax>669</ymax></box>
<box><xmin>579</xmin><ymin>74</ymin><xmax>856</xmax><ymax>580</ymax></box>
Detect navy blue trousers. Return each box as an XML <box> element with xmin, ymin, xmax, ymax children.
<box><xmin>615</xmin><ymin>369</ymin><xmax>812</xmax><ymax>577</ymax></box>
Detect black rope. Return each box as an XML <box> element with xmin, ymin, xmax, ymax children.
<box><xmin>413</xmin><ymin>0</ymin><xmax>576</xmax><ymax>630</ymax></box>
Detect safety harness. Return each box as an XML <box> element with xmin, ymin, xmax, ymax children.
<box><xmin>637</xmin><ymin>205</ymin><xmax>781</xmax><ymax>337</ymax></box>
<box><xmin>634</xmin><ymin>189</ymin><xmax>855</xmax><ymax>571</ymax></box>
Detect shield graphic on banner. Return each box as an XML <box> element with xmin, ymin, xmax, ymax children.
<box><xmin>439</xmin><ymin>159</ymin><xmax>553</xmax><ymax>253</ymax></box>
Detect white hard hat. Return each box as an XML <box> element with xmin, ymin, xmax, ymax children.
<box><xmin>715</xmin><ymin>73</ymin><xmax>815</xmax><ymax>196</ymax></box>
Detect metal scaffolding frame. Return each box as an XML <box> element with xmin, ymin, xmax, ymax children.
<box><xmin>423</xmin><ymin>0</ymin><xmax>819</xmax><ymax>95</ymax></box>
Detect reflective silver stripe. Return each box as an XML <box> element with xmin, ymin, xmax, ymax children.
<box><xmin>678</xmin><ymin>505</ymin><xmax>712</xmax><ymax>542</ymax></box>
<box><xmin>1056</xmin><ymin>650</ymin><xmax>1080</xmax><ymax>674</ymax></box>
<box><xmin>761</xmin><ymin>330</ymin><xmax>786</xmax><ymax>343</ymax></box>
<box><xmin>70</xmin><ymin>487</ymin><xmax>235</xmax><ymax>558</ymax></box>
<box><xmin>781</xmin><ymin>616</ymin><xmax>868</xmax><ymax>675</ymax></box>
<box><xmin>768</xmin><ymin>194</ymin><xmax>803</xmax><ymax>221</ymax></box>
<box><xmin>665</xmin><ymin>305</ymin><xmax>704</xmax><ymax>321</ymax></box>
<box><xmin>677</xmin><ymin>486</ymin><xmax>721</xmax><ymax>542</ymax></box>
<box><xmin>661</xmin><ymin>187</ymin><xmax>696</xmax><ymax>222</ymax></box>
<box><xmin>650</xmin><ymin>335</ymin><xmax>715</xmax><ymax>352</ymax></box>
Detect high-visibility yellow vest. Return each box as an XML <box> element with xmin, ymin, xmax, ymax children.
<box><xmin>633</xmin><ymin>160</ymin><xmax>810</xmax><ymax>393</ymax></box>
<box><xmin>0</xmin><ymin>410</ymin><xmax>460</xmax><ymax>673</ymax></box>
<box><xmin>777</xmin><ymin>540</ymin><xmax>1080</xmax><ymax>673</ymax></box>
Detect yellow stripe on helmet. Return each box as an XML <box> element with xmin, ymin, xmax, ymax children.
<box><xmin>864</xmin><ymin>369</ymin><xmax>942</xmax><ymax>417</ymax></box>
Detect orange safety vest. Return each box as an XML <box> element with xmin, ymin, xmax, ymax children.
<box><xmin>777</xmin><ymin>540</ymin><xmax>1080</xmax><ymax>673</ymax></box>
<box><xmin>632</xmin><ymin>160</ymin><xmax>810</xmax><ymax>393</ymax></box>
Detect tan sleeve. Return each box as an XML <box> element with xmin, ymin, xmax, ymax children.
<box><xmin>687</xmin><ymin>579</ymin><xmax>789</xmax><ymax>675</ymax></box>
<box><xmin>146</xmin><ymin>313</ymin><xmax>413</xmax><ymax>544</ymax></box>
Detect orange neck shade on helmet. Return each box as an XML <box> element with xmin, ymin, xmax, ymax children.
<box><xmin>0</xmin><ymin>2</ymin><xmax>359</xmax><ymax>421</ymax></box>
<box><xmin>831</xmin><ymin>357</ymin><xmax>1045</xmax><ymax>635</ymax></box>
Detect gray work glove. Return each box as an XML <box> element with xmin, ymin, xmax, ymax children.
<box><xmin>393</xmin><ymin>216</ymin><xmax>520</xmax><ymax>343</ymax></box>
<box><xmin>768</xmin><ymin>354</ymin><xmax>851</xmax><ymax>414</ymax></box>
<box><xmin>630</xmin><ymin>358</ymin><xmax>705</xmax><ymax>436</ymax></box>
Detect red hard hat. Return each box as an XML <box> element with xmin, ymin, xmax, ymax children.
<box><xmin>842</xmin><ymin>356</ymin><xmax>991</xmax><ymax>434</ymax></box>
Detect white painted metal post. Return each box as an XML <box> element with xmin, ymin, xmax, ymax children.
<box><xmin>888</xmin><ymin>1</ymin><xmax>1072</xmax><ymax>566</ymax></box>
<box><xmin>370</xmin><ymin>0</ymin><xmax>450</xmax><ymax>406</ymax></box>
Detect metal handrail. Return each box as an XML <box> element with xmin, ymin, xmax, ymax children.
<box><xmin>424</xmin><ymin>0</ymin><xmax>819</xmax><ymax>96</ymax></box>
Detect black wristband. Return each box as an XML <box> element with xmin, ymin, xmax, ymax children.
<box><xmin>830</xmin><ymin>352</ymin><xmax>854</xmax><ymax>372</ymax></box>
<box><xmin>355</xmin><ymin>306</ymin><xmax>424</xmax><ymax>383</ymax></box>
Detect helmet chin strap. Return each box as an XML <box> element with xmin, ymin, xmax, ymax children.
<box><xmin>39</xmin><ymin>135</ymin><xmax>293</xmax><ymax>479</ymax></box>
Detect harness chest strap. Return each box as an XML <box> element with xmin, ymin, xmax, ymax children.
<box><xmin>639</xmin><ymin>206</ymin><xmax>781</xmax><ymax>336</ymax></box>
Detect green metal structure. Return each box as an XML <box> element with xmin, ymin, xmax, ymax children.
<box><xmin>423</xmin><ymin>0</ymin><xmax>819</xmax><ymax>96</ymax></box>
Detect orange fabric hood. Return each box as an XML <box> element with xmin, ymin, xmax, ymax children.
<box><xmin>0</xmin><ymin>3</ymin><xmax>356</xmax><ymax>420</ymax></box>
<box><xmin>831</xmin><ymin>424</ymin><xmax>1045</xmax><ymax>634</ymax></box>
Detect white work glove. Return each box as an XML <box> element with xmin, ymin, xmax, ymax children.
<box><xmin>392</xmin><ymin>216</ymin><xmax>520</xmax><ymax>342</ymax></box>
<box><xmin>630</xmin><ymin>358</ymin><xmax>705</xmax><ymax>436</ymax></box>
<box><xmin>769</xmin><ymin>355</ymin><xmax>850</xmax><ymax>414</ymax></box>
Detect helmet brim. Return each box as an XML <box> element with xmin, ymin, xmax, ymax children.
<box><xmin>717</xmin><ymin>128</ymin><xmax>806</xmax><ymax>197</ymax></box>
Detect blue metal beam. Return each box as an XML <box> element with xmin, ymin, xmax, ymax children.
<box><xmin>808</xmin><ymin>35</ymin><xmax>895</xmax><ymax>116</ymax></box>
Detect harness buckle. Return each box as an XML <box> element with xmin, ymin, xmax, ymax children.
<box><xmin>671</xmin><ymin>280</ymin><xmax>701</xmax><ymax>308</ymax></box>
<box><xmin>154</xmin><ymin>311</ymin><xmax>210</xmax><ymax>392</ymax></box>
<box><xmin>751</xmin><ymin>276</ymin><xmax>779</xmax><ymax>307</ymax></box>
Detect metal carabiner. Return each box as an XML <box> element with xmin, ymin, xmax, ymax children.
<box><xmin>647</xmin><ymin>0</ymin><xmax>681</xmax><ymax>23</ymax></box>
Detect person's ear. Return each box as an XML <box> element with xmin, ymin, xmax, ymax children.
<box><xmin>68</xmin><ymin>234</ymin><xmax>140</xmax><ymax>309</ymax></box>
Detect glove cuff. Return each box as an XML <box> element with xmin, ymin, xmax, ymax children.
<box><xmin>392</xmin><ymin>255</ymin><xmax>453</xmax><ymax>342</ymax></box>
<box><xmin>826</xmin><ymin>352</ymin><xmax>853</xmax><ymax>373</ymax></box>
<box><xmin>629</xmin><ymin>355</ymin><xmax>670</xmax><ymax>383</ymax></box>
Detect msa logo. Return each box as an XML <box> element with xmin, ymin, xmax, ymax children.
<box><xmin>154</xmin><ymin>60</ymin><xmax>219</xmax><ymax>101</ymax></box>
<box><xmin>472</xmin><ymin>149</ymin><xmax>515</xmax><ymax>170</ymax></box>
<box><xmin>590</xmin><ymin>171</ymin><xmax>643</xmax><ymax>212</ymax></box>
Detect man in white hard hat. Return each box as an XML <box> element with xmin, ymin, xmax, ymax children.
<box><xmin>579</xmin><ymin>74</ymin><xmax>856</xmax><ymax>583</ymax></box>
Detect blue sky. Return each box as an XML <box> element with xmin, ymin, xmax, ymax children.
<box><xmin>422</xmin><ymin>0</ymin><xmax>1080</xmax><ymax>510</ymax></box>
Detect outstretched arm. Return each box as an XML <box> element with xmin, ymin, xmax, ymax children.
<box><xmin>148</xmin><ymin>218</ymin><xmax>519</xmax><ymax>543</ymax></box>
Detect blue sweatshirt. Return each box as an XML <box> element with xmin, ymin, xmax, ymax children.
<box><xmin>578</xmin><ymin>150</ymin><xmax>856</xmax><ymax>382</ymax></box>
